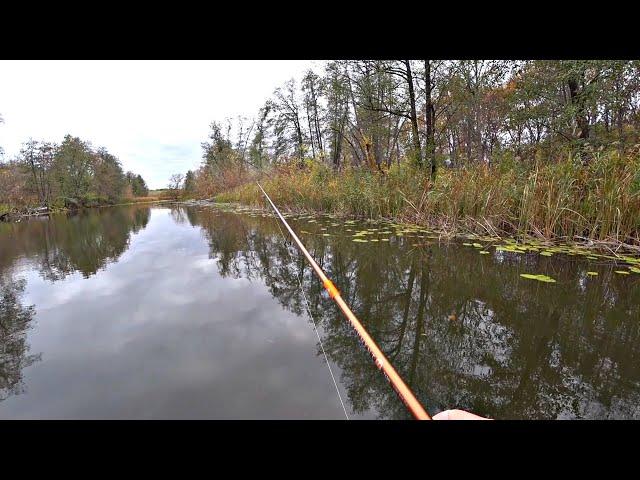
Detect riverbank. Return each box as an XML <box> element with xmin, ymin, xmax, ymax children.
<box><xmin>214</xmin><ymin>152</ymin><xmax>640</xmax><ymax>253</ymax></box>
<box><xmin>0</xmin><ymin>196</ymin><xmax>170</xmax><ymax>222</ymax></box>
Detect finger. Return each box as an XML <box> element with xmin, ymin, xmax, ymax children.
<box><xmin>433</xmin><ymin>409</ymin><xmax>489</xmax><ymax>420</ymax></box>
<box><xmin>432</xmin><ymin>410</ymin><xmax>451</xmax><ymax>420</ymax></box>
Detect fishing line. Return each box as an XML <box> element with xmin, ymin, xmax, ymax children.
<box><xmin>271</xmin><ymin>211</ymin><xmax>350</xmax><ymax>420</ymax></box>
<box><xmin>258</xmin><ymin>182</ymin><xmax>430</xmax><ymax>420</ymax></box>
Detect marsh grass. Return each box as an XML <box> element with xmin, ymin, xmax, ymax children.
<box><xmin>216</xmin><ymin>152</ymin><xmax>640</xmax><ymax>247</ymax></box>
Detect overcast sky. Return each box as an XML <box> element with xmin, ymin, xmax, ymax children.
<box><xmin>0</xmin><ymin>60</ymin><xmax>321</xmax><ymax>189</ymax></box>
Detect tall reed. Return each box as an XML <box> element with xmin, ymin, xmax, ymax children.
<box><xmin>216</xmin><ymin>152</ymin><xmax>640</xmax><ymax>245</ymax></box>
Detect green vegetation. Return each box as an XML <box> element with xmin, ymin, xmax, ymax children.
<box><xmin>168</xmin><ymin>60</ymin><xmax>640</xmax><ymax>249</ymax></box>
<box><xmin>0</xmin><ymin>134</ymin><xmax>149</xmax><ymax>215</ymax></box>
<box><xmin>4</xmin><ymin>60</ymin><xmax>640</xmax><ymax>247</ymax></box>
<box><xmin>520</xmin><ymin>274</ymin><xmax>557</xmax><ymax>283</ymax></box>
<box><xmin>217</xmin><ymin>151</ymin><xmax>640</xmax><ymax>245</ymax></box>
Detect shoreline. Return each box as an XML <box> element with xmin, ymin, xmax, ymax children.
<box><xmin>0</xmin><ymin>199</ymin><xmax>172</xmax><ymax>222</ymax></box>
<box><xmin>178</xmin><ymin>198</ymin><xmax>640</xmax><ymax>257</ymax></box>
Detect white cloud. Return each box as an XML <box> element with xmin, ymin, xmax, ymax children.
<box><xmin>0</xmin><ymin>60</ymin><xmax>322</xmax><ymax>189</ymax></box>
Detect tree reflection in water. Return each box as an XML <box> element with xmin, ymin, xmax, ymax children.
<box><xmin>184</xmin><ymin>206</ymin><xmax>640</xmax><ymax>419</ymax></box>
<box><xmin>0</xmin><ymin>206</ymin><xmax>152</xmax><ymax>403</ymax></box>
<box><xmin>0</xmin><ymin>276</ymin><xmax>40</xmax><ymax>401</ymax></box>
<box><xmin>0</xmin><ymin>206</ymin><xmax>151</xmax><ymax>281</ymax></box>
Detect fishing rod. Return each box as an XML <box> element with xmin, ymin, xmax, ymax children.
<box><xmin>257</xmin><ymin>183</ymin><xmax>430</xmax><ymax>420</ymax></box>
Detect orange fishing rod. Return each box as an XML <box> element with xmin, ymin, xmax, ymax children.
<box><xmin>257</xmin><ymin>183</ymin><xmax>430</xmax><ymax>420</ymax></box>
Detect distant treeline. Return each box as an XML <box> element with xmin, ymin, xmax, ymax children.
<box><xmin>182</xmin><ymin>60</ymin><xmax>640</xmax><ymax>197</ymax></box>
<box><xmin>0</xmin><ymin>134</ymin><xmax>149</xmax><ymax>210</ymax></box>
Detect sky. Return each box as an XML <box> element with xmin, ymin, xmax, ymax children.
<box><xmin>0</xmin><ymin>60</ymin><xmax>322</xmax><ymax>189</ymax></box>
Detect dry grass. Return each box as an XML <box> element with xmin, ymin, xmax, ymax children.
<box><xmin>216</xmin><ymin>151</ymin><xmax>640</xmax><ymax>246</ymax></box>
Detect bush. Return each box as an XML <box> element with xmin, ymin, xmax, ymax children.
<box><xmin>80</xmin><ymin>193</ymin><xmax>110</xmax><ymax>207</ymax></box>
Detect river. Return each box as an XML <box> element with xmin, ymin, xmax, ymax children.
<box><xmin>1</xmin><ymin>204</ymin><xmax>639</xmax><ymax>419</ymax></box>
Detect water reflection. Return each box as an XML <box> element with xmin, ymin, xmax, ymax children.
<box><xmin>1</xmin><ymin>204</ymin><xmax>640</xmax><ymax>419</ymax></box>
<box><xmin>0</xmin><ymin>206</ymin><xmax>150</xmax><ymax>280</ymax></box>
<box><xmin>0</xmin><ymin>275</ymin><xmax>41</xmax><ymax>401</ymax></box>
<box><xmin>185</xmin><ymin>206</ymin><xmax>640</xmax><ymax>419</ymax></box>
<box><xmin>0</xmin><ymin>206</ymin><xmax>150</xmax><ymax>406</ymax></box>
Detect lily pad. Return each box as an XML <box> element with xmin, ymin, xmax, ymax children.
<box><xmin>520</xmin><ymin>273</ymin><xmax>556</xmax><ymax>283</ymax></box>
<box><xmin>497</xmin><ymin>246</ymin><xmax>524</xmax><ymax>254</ymax></box>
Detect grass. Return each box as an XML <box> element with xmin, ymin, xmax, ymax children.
<box><xmin>215</xmin><ymin>151</ymin><xmax>640</xmax><ymax>248</ymax></box>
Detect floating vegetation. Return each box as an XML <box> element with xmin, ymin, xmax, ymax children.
<box><xmin>213</xmin><ymin>203</ymin><xmax>640</xmax><ymax>270</ymax></box>
<box><xmin>496</xmin><ymin>246</ymin><xmax>524</xmax><ymax>254</ymax></box>
<box><xmin>520</xmin><ymin>273</ymin><xmax>556</xmax><ymax>283</ymax></box>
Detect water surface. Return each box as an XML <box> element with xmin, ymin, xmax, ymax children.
<box><xmin>1</xmin><ymin>205</ymin><xmax>640</xmax><ymax>419</ymax></box>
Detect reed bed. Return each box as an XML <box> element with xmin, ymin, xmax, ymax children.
<box><xmin>216</xmin><ymin>152</ymin><xmax>640</xmax><ymax>247</ymax></box>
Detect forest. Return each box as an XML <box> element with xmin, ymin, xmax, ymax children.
<box><xmin>181</xmin><ymin>60</ymin><xmax>640</xmax><ymax>246</ymax></box>
<box><xmin>0</xmin><ymin>132</ymin><xmax>149</xmax><ymax>216</ymax></box>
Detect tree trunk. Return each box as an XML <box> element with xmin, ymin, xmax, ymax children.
<box><xmin>425</xmin><ymin>60</ymin><xmax>436</xmax><ymax>180</ymax></box>
<box><xmin>567</xmin><ymin>77</ymin><xmax>590</xmax><ymax>140</ymax></box>
<box><xmin>405</xmin><ymin>61</ymin><xmax>423</xmax><ymax>167</ymax></box>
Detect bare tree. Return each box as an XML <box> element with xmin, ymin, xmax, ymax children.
<box><xmin>168</xmin><ymin>173</ymin><xmax>184</xmax><ymax>200</ymax></box>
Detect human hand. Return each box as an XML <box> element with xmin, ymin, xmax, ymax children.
<box><xmin>432</xmin><ymin>409</ymin><xmax>490</xmax><ymax>420</ymax></box>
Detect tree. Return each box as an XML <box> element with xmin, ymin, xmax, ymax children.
<box><xmin>424</xmin><ymin>60</ymin><xmax>436</xmax><ymax>179</ymax></box>
<box><xmin>19</xmin><ymin>139</ymin><xmax>56</xmax><ymax>205</ymax></box>
<box><xmin>92</xmin><ymin>147</ymin><xmax>125</xmax><ymax>202</ymax></box>
<box><xmin>53</xmin><ymin>135</ymin><xmax>94</xmax><ymax>199</ymax></box>
<box><xmin>168</xmin><ymin>173</ymin><xmax>184</xmax><ymax>200</ymax></box>
<box><xmin>272</xmin><ymin>79</ymin><xmax>306</xmax><ymax>166</ymax></box>
<box><xmin>125</xmin><ymin>172</ymin><xmax>148</xmax><ymax>197</ymax></box>
<box><xmin>324</xmin><ymin>62</ymin><xmax>350</xmax><ymax>169</ymax></box>
<box><xmin>249</xmin><ymin>104</ymin><xmax>272</xmax><ymax>169</ymax></box>
<box><xmin>202</xmin><ymin>121</ymin><xmax>236</xmax><ymax>172</ymax></box>
<box><xmin>302</xmin><ymin>70</ymin><xmax>325</xmax><ymax>161</ymax></box>
<box><xmin>183</xmin><ymin>170</ymin><xmax>196</xmax><ymax>196</ymax></box>
<box><xmin>185</xmin><ymin>59</ymin><xmax>640</xmax><ymax>198</ymax></box>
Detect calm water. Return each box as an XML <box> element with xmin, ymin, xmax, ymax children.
<box><xmin>1</xmin><ymin>205</ymin><xmax>640</xmax><ymax>419</ymax></box>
